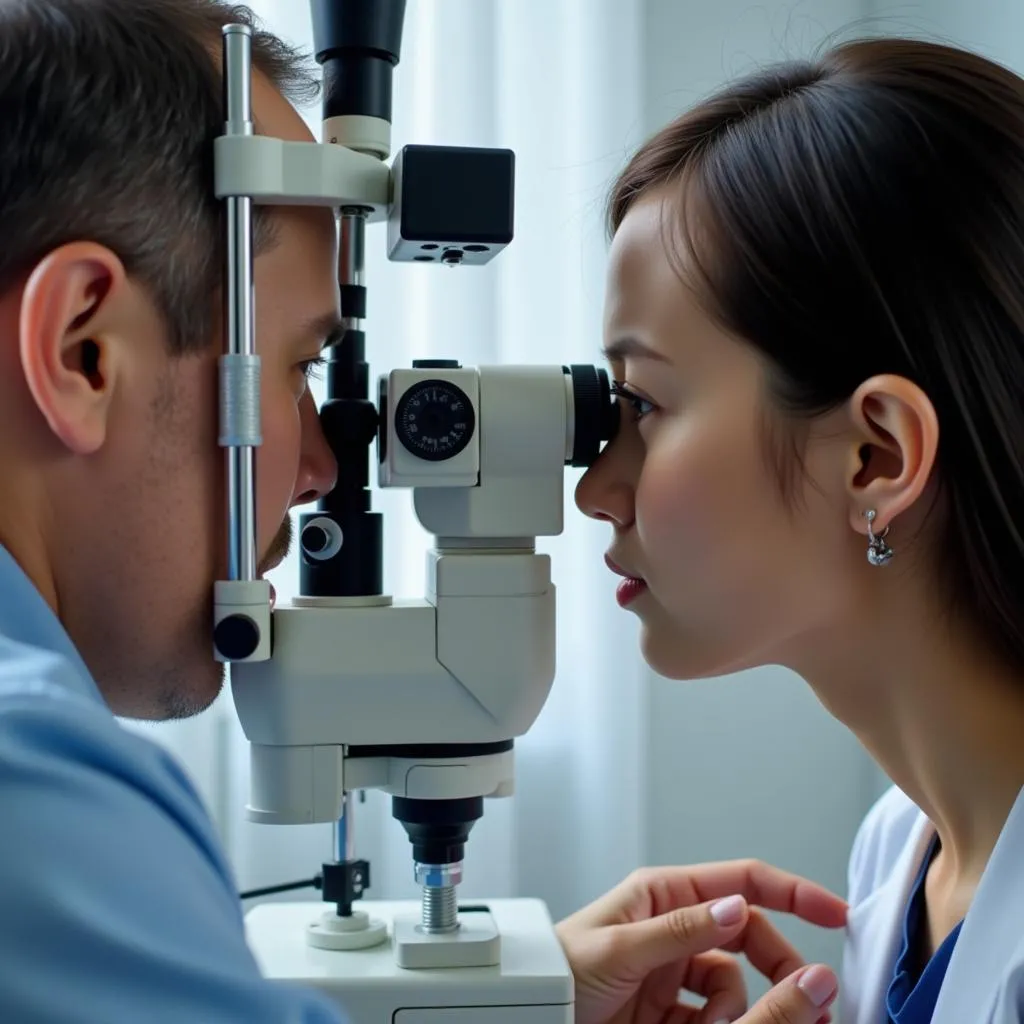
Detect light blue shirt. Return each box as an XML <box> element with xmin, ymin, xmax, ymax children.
<box><xmin>0</xmin><ymin>544</ymin><xmax>347</xmax><ymax>1023</ymax></box>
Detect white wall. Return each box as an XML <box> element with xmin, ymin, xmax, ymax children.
<box><xmin>638</xmin><ymin>0</ymin><xmax>890</xmax><ymax>989</ymax></box>
<box><xmin>868</xmin><ymin>0</ymin><xmax>1024</xmax><ymax>73</ymax></box>
<box><xmin>643</xmin><ymin>0</ymin><xmax>880</xmax><ymax>135</ymax></box>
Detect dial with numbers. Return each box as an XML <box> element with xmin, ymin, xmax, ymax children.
<box><xmin>394</xmin><ymin>379</ymin><xmax>476</xmax><ymax>461</ymax></box>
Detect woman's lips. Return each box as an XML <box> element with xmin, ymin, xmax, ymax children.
<box><xmin>605</xmin><ymin>554</ymin><xmax>648</xmax><ymax>606</ymax></box>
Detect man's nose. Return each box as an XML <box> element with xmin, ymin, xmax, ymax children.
<box><xmin>292</xmin><ymin>389</ymin><xmax>338</xmax><ymax>505</ymax></box>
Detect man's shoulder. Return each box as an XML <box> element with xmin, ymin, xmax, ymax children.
<box><xmin>0</xmin><ymin>631</ymin><xmax>97</xmax><ymax>706</ymax></box>
<box><xmin>846</xmin><ymin>783</ymin><xmax>922</xmax><ymax>905</ymax></box>
<box><xmin>0</xmin><ymin>631</ymin><xmax>216</xmax><ymax>847</ymax></box>
<box><xmin>0</xmin><ymin>636</ymin><xmax>348</xmax><ymax>1023</ymax></box>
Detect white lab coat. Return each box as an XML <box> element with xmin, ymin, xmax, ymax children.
<box><xmin>840</xmin><ymin>783</ymin><xmax>1024</xmax><ymax>1024</ymax></box>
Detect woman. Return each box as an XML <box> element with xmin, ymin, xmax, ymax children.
<box><xmin>564</xmin><ymin>35</ymin><xmax>1024</xmax><ymax>1024</ymax></box>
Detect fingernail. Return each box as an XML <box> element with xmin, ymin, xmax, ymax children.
<box><xmin>797</xmin><ymin>964</ymin><xmax>837</xmax><ymax>1007</ymax></box>
<box><xmin>710</xmin><ymin>894</ymin><xmax>746</xmax><ymax>926</ymax></box>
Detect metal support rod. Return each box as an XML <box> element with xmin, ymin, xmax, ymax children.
<box><xmin>336</xmin><ymin>793</ymin><xmax>355</xmax><ymax>862</ymax></box>
<box><xmin>339</xmin><ymin>207</ymin><xmax>367</xmax><ymax>322</ymax></box>
<box><xmin>222</xmin><ymin>24</ymin><xmax>258</xmax><ymax>584</ymax></box>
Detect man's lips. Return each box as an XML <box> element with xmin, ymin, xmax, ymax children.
<box><xmin>260</xmin><ymin>552</ymin><xmax>284</xmax><ymax>611</ymax></box>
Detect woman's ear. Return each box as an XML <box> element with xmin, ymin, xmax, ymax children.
<box><xmin>842</xmin><ymin>373</ymin><xmax>939</xmax><ymax>538</ymax></box>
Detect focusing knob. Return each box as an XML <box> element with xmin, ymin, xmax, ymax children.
<box><xmin>395</xmin><ymin>379</ymin><xmax>475</xmax><ymax>462</ymax></box>
<box><xmin>214</xmin><ymin>614</ymin><xmax>260</xmax><ymax>661</ymax></box>
<box><xmin>305</xmin><ymin>526</ymin><xmax>329</xmax><ymax>553</ymax></box>
<box><xmin>302</xmin><ymin>516</ymin><xmax>345</xmax><ymax>561</ymax></box>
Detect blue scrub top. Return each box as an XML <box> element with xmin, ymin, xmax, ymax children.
<box><xmin>886</xmin><ymin>834</ymin><xmax>964</xmax><ymax>1024</ymax></box>
<box><xmin>0</xmin><ymin>544</ymin><xmax>347</xmax><ymax>1023</ymax></box>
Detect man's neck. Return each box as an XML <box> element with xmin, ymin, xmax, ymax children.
<box><xmin>0</xmin><ymin>515</ymin><xmax>58</xmax><ymax>615</ymax></box>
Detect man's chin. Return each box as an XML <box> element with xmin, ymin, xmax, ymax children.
<box><xmin>155</xmin><ymin>661</ymin><xmax>226</xmax><ymax>721</ymax></box>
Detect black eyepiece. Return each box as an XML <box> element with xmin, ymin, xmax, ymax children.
<box><xmin>310</xmin><ymin>0</ymin><xmax>407</xmax><ymax>124</ymax></box>
<box><xmin>566</xmin><ymin>365</ymin><xmax>620</xmax><ymax>467</ymax></box>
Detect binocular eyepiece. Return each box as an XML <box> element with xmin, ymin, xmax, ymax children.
<box><xmin>301</xmin><ymin>361</ymin><xmax>619</xmax><ymax>600</ymax></box>
<box><xmin>562</xmin><ymin>363</ymin><xmax>620</xmax><ymax>468</ymax></box>
<box><xmin>381</xmin><ymin>361</ymin><xmax>619</xmax><ymax>471</ymax></box>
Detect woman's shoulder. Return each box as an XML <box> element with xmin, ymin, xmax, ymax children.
<box><xmin>846</xmin><ymin>784</ymin><xmax>924</xmax><ymax>905</ymax></box>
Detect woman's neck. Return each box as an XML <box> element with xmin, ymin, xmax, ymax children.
<box><xmin>796</xmin><ymin>596</ymin><xmax>1024</xmax><ymax>888</ymax></box>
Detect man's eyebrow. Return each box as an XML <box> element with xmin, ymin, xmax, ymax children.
<box><xmin>296</xmin><ymin>312</ymin><xmax>347</xmax><ymax>351</ymax></box>
<box><xmin>602</xmin><ymin>336</ymin><xmax>671</xmax><ymax>363</ymax></box>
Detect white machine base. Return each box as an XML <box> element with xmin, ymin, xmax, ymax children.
<box><xmin>392</xmin><ymin>910</ymin><xmax>500</xmax><ymax>969</ymax></box>
<box><xmin>245</xmin><ymin>898</ymin><xmax>574</xmax><ymax>1023</ymax></box>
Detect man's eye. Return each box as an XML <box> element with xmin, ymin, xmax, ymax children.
<box><xmin>299</xmin><ymin>356</ymin><xmax>327</xmax><ymax>381</ymax></box>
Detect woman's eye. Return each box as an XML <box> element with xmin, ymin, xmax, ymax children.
<box><xmin>611</xmin><ymin>381</ymin><xmax>656</xmax><ymax>421</ymax></box>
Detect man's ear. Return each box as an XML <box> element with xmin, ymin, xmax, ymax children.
<box><xmin>843</xmin><ymin>374</ymin><xmax>940</xmax><ymax>538</ymax></box>
<box><xmin>19</xmin><ymin>242</ymin><xmax>129</xmax><ymax>454</ymax></box>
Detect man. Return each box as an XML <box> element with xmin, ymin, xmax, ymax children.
<box><xmin>0</xmin><ymin>1</ymin><xmax>846</xmax><ymax>1021</ymax></box>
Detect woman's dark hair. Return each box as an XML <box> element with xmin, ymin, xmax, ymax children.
<box><xmin>609</xmin><ymin>38</ymin><xmax>1024</xmax><ymax>671</ymax></box>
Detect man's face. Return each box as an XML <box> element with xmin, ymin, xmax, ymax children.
<box><xmin>2</xmin><ymin>73</ymin><xmax>338</xmax><ymax>718</ymax></box>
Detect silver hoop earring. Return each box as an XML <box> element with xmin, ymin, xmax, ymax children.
<box><xmin>864</xmin><ymin>509</ymin><xmax>893</xmax><ymax>566</ymax></box>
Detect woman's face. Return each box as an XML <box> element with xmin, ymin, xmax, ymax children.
<box><xmin>575</xmin><ymin>192</ymin><xmax>859</xmax><ymax>680</ymax></box>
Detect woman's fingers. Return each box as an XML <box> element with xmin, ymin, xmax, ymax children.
<box><xmin>685</xmin><ymin>949</ymin><xmax>748</xmax><ymax>1024</ymax></box>
<box><xmin>719</xmin><ymin>906</ymin><xmax>806</xmax><ymax>984</ymax></box>
<box><xmin>637</xmin><ymin>861</ymin><xmax>848</xmax><ymax>927</ymax></box>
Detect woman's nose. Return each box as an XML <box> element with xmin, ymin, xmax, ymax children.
<box><xmin>574</xmin><ymin>446</ymin><xmax>636</xmax><ymax>529</ymax></box>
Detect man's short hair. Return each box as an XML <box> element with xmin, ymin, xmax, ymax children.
<box><xmin>0</xmin><ymin>0</ymin><xmax>319</xmax><ymax>355</ymax></box>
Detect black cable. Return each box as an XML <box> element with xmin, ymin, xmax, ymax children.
<box><xmin>239</xmin><ymin>876</ymin><xmax>322</xmax><ymax>900</ymax></box>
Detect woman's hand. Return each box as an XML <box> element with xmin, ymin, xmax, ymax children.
<box><xmin>555</xmin><ymin>859</ymin><xmax>847</xmax><ymax>1024</ymax></box>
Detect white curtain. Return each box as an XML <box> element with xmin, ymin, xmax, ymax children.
<box><xmin>131</xmin><ymin>0</ymin><xmax>648</xmax><ymax>921</ymax></box>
